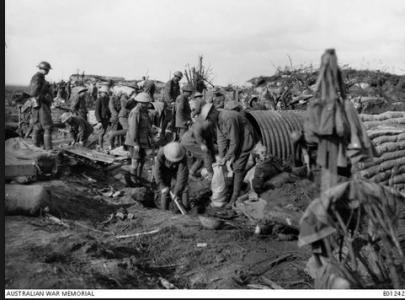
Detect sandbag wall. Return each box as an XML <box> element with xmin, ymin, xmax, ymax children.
<box><xmin>358</xmin><ymin>111</ymin><xmax>405</xmax><ymax>192</ymax></box>
<box><xmin>246</xmin><ymin>110</ymin><xmax>305</xmax><ymax>162</ymax></box>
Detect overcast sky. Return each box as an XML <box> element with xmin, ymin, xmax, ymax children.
<box><xmin>5</xmin><ymin>0</ymin><xmax>405</xmax><ymax>85</ymax></box>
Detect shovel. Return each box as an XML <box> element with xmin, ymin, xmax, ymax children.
<box><xmin>169</xmin><ymin>191</ymin><xmax>187</xmax><ymax>215</ymax></box>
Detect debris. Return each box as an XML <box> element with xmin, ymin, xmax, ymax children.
<box><xmin>116</xmin><ymin>212</ymin><xmax>126</xmax><ymax>220</ymax></box>
<box><xmin>127</xmin><ymin>213</ymin><xmax>134</xmax><ymax>220</ymax></box>
<box><xmin>260</xmin><ymin>276</ymin><xmax>284</xmax><ymax>289</ymax></box>
<box><xmin>198</xmin><ymin>215</ymin><xmax>223</xmax><ymax>230</ymax></box>
<box><xmin>247</xmin><ymin>283</ymin><xmax>271</xmax><ymax>289</ymax></box>
<box><xmin>249</xmin><ymin>254</ymin><xmax>295</xmax><ymax>276</ymax></box>
<box><xmin>45</xmin><ymin>214</ymin><xmax>69</xmax><ymax>228</ymax></box>
<box><xmin>82</xmin><ymin>174</ymin><xmax>97</xmax><ymax>183</ymax></box>
<box><xmin>115</xmin><ymin>228</ymin><xmax>160</xmax><ymax>239</ymax></box>
<box><xmin>159</xmin><ymin>277</ymin><xmax>177</xmax><ymax>289</ymax></box>
<box><xmin>112</xmin><ymin>191</ymin><xmax>123</xmax><ymax>198</ymax></box>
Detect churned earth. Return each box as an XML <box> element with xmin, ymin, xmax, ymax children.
<box><xmin>5</xmin><ymin>164</ymin><xmax>317</xmax><ymax>289</ymax></box>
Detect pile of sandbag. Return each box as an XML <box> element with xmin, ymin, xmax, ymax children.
<box><xmin>358</xmin><ymin>111</ymin><xmax>405</xmax><ymax>192</ymax></box>
<box><xmin>360</xmin><ymin>111</ymin><xmax>405</xmax><ymax>130</ymax></box>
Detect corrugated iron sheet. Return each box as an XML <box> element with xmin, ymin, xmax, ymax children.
<box><xmin>247</xmin><ymin>110</ymin><xmax>306</xmax><ymax>161</ymax></box>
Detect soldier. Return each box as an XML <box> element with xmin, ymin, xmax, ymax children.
<box><xmin>94</xmin><ymin>85</ymin><xmax>111</xmax><ymax>149</ymax></box>
<box><xmin>203</xmin><ymin>103</ymin><xmax>258</xmax><ymax>206</ymax></box>
<box><xmin>181</xmin><ymin>105</ymin><xmax>216</xmax><ymax>180</ymax></box>
<box><xmin>125</xmin><ymin>92</ymin><xmax>153</xmax><ymax>179</ymax></box>
<box><xmin>70</xmin><ymin>86</ymin><xmax>88</xmax><ymax>120</ymax></box>
<box><xmin>107</xmin><ymin>84</ymin><xmax>138</xmax><ymax>150</ymax></box>
<box><xmin>212</xmin><ymin>87</ymin><xmax>226</xmax><ymax>109</ymax></box>
<box><xmin>154</xmin><ymin>142</ymin><xmax>189</xmax><ymax>211</ymax></box>
<box><xmin>175</xmin><ymin>84</ymin><xmax>193</xmax><ymax>139</ymax></box>
<box><xmin>163</xmin><ymin>71</ymin><xmax>183</xmax><ymax>138</ymax></box>
<box><xmin>60</xmin><ymin>112</ymin><xmax>93</xmax><ymax>146</ymax></box>
<box><xmin>143</xmin><ymin>80</ymin><xmax>156</xmax><ymax>101</ymax></box>
<box><xmin>108</xmin><ymin>89</ymin><xmax>122</xmax><ymax>148</ymax></box>
<box><xmin>189</xmin><ymin>92</ymin><xmax>206</xmax><ymax>121</ymax></box>
<box><xmin>29</xmin><ymin>61</ymin><xmax>54</xmax><ymax>149</ymax></box>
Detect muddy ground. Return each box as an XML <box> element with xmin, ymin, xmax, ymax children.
<box><xmin>5</xmin><ymin>157</ymin><xmax>317</xmax><ymax>289</ymax></box>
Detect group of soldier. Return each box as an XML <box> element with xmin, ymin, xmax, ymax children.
<box><xmin>27</xmin><ymin>61</ymin><xmax>261</xmax><ymax>211</ymax></box>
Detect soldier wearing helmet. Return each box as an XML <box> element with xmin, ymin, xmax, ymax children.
<box><xmin>70</xmin><ymin>86</ymin><xmax>89</xmax><ymax>120</ymax></box>
<box><xmin>202</xmin><ymin>102</ymin><xmax>258</xmax><ymax>206</ymax></box>
<box><xmin>162</xmin><ymin>71</ymin><xmax>183</xmax><ymax>139</ymax></box>
<box><xmin>154</xmin><ymin>142</ymin><xmax>189</xmax><ymax>211</ymax></box>
<box><xmin>60</xmin><ymin>112</ymin><xmax>93</xmax><ymax>146</ymax></box>
<box><xmin>29</xmin><ymin>61</ymin><xmax>53</xmax><ymax>149</ymax></box>
<box><xmin>125</xmin><ymin>92</ymin><xmax>153</xmax><ymax>181</ymax></box>
<box><xmin>175</xmin><ymin>84</ymin><xmax>193</xmax><ymax>139</ymax></box>
<box><xmin>94</xmin><ymin>85</ymin><xmax>111</xmax><ymax>149</ymax></box>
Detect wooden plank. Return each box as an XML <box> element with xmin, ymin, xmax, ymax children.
<box><xmin>64</xmin><ymin>147</ymin><xmax>115</xmax><ymax>164</ymax></box>
<box><xmin>5</xmin><ymin>163</ymin><xmax>37</xmax><ymax>178</ymax></box>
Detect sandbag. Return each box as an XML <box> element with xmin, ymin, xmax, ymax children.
<box><xmin>372</xmin><ymin>133</ymin><xmax>405</xmax><ymax>146</ymax></box>
<box><xmin>360</xmin><ymin>157</ymin><xmax>405</xmax><ymax>178</ymax></box>
<box><xmin>375</xmin><ymin>141</ymin><xmax>405</xmax><ymax>155</ymax></box>
<box><xmin>390</xmin><ymin>174</ymin><xmax>405</xmax><ymax>185</ymax></box>
<box><xmin>5</xmin><ymin>184</ymin><xmax>51</xmax><ymax>216</ymax></box>
<box><xmin>210</xmin><ymin>164</ymin><xmax>228</xmax><ymax>207</ymax></box>
<box><xmin>368</xmin><ymin>129</ymin><xmax>403</xmax><ymax>140</ymax></box>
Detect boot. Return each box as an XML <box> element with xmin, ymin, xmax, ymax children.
<box><xmin>160</xmin><ymin>192</ymin><xmax>169</xmax><ymax>210</ymax></box>
<box><xmin>32</xmin><ymin>129</ymin><xmax>42</xmax><ymax>147</ymax></box>
<box><xmin>229</xmin><ymin>171</ymin><xmax>245</xmax><ymax>206</ymax></box>
<box><xmin>181</xmin><ymin>189</ymin><xmax>190</xmax><ymax>211</ymax></box>
<box><xmin>44</xmin><ymin>133</ymin><xmax>53</xmax><ymax>150</ymax></box>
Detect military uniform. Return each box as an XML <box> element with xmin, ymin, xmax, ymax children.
<box><xmin>29</xmin><ymin>72</ymin><xmax>53</xmax><ymax>149</ymax></box>
<box><xmin>124</xmin><ymin>103</ymin><xmax>153</xmax><ymax>178</ymax></box>
<box><xmin>71</xmin><ymin>92</ymin><xmax>88</xmax><ymax>121</ymax></box>
<box><xmin>181</xmin><ymin>116</ymin><xmax>216</xmax><ymax>175</ymax></box>
<box><xmin>108</xmin><ymin>94</ymin><xmax>122</xmax><ymax>147</ymax></box>
<box><xmin>66</xmin><ymin>115</ymin><xmax>94</xmax><ymax>145</ymax></box>
<box><xmin>163</xmin><ymin>79</ymin><xmax>181</xmax><ymax>135</ymax></box>
<box><xmin>95</xmin><ymin>93</ymin><xmax>111</xmax><ymax>147</ymax></box>
<box><xmin>217</xmin><ymin>110</ymin><xmax>257</xmax><ymax>203</ymax></box>
<box><xmin>154</xmin><ymin>148</ymin><xmax>189</xmax><ymax>210</ymax></box>
<box><xmin>175</xmin><ymin>94</ymin><xmax>192</xmax><ymax>138</ymax></box>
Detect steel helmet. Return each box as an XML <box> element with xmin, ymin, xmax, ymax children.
<box><xmin>173</xmin><ymin>71</ymin><xmax>183</xmax><ymax>79</ymax></box>
<box><xmin>60</xmin><ymin>112</ymin><xmax>73</xmax><ymax>123</ymax></box>
<box><xmin>37</xmin><ymin>61</ymin><xmax>52</xmax><ymax>70</ymax></box>
<box><xmin>200</xmin><ymin>103</ymin><xmax>214</xmax><ymax>120</ymax></box>
<box><xmin>163</xmin><ymin>142</ymin><xmax>186</xmax><ymax>162</ymax></box>
<box><xmin>99</xmin><ymin>85</ymin><xmax>109</xmax><ymax>94</ymax></box>
<box><xmin>134</xmin><ymin>92</ymin><xmax>152</xmax><ymax>103</ymax></box>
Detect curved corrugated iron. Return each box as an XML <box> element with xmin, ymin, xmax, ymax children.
<box><xmin>247</xmin><ymin>110</ymin><xmax>306</xmax><ymax>161</ymax></box>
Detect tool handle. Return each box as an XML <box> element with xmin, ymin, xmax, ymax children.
<box><xmin>169</xmin><ymin>191</ymin><xmax>187</xmax><ymax>215</ymax></box>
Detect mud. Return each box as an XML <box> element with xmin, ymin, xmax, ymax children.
<box><xmin>5</xmin><ymin>167</ymin><xmax>315</xmax><ymax>289</ymax></box>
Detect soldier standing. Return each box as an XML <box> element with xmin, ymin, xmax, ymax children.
<box><xmin>70</xmin><ymin>86</ymin><xmax>88</xmax><ymax>120</ymax></box>
<box><xmin>175</xmin><ymin>84</ymin><xmax>193</xmax><ymax>140</ymax></box>
<box><xmin>29</xmin><ymin>61</ymin><xmax>54</xmax><ymax>149</ymax></box>
<box><xmin>94</xmin><ymin>86</ymin><xmax>111</xmax><ymax>149</ymax></box>
<box><xmin>163</xmin><ymin>71</ymin><xmax>183</xmax><ymax>139</ymax></box>
<box><xmin>125</xmin><ymin>92</ymin><xmax>153</xmax><ymax>179</ymax></box>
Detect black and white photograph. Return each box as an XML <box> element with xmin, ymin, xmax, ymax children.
<box><xmin>4</xmin><ymin>0</ymin><xmax>405</xmax><ymax>297</ymax></box>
